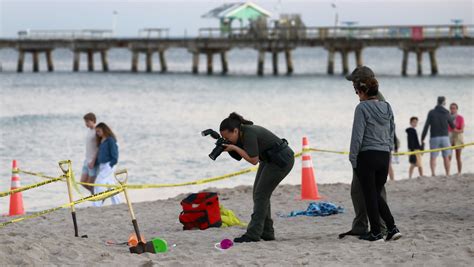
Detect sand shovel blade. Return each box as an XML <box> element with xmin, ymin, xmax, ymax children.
<box><xmin>129</xmin><ymin>242</ymin><xmax>147</xmax><ymax>254</ymax></box>
<box><xmin>114</xmin><ymin>169</ymin><xmax>128</xmax><ymax>184</ymax></box>
<box><xmin>58</xmin><ymin>160</ymin><xmax>71</xmax><ymax>174</ymax></box>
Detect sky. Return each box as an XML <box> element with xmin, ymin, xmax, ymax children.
<box><xmin>0</xmin><ymin>0</ymin><xmax>472</xmax><ymax>37</ymax></box>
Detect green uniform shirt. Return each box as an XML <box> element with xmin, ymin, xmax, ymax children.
<box><xmin>240</xmin><ymin>125</ymin><xmax>282</xmax><ymax>160</ymax></box>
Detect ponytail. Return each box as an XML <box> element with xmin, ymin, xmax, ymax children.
<box><xmin>219</xmin><ymin>112</ymin><xmax>253</xmax><ymax>131</ymax></box>
<box><xmin>356</xmin><ymin>77</ymin><xmax>379</xmax><ymax>97</ymax></box>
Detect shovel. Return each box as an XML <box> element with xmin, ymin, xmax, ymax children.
<box><xmin>114</xmin><ymin>169</ymin><xmax>147</xmax><ymax>254</ymax></box>
<box><xmin>59</xmin><ymin>160</ymin><xmax>87</xmax><ymax>238</ymax></box>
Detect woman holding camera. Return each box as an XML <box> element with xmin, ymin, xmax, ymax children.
<box><xmin>348</xmin><ymin>67</ymin><xmax>402</xmax><ymax>242</ymax></box>
<box><xmin>220</xmin><ymin>112</ymin><xmax>294</xmax><ymax>243</ymax></box>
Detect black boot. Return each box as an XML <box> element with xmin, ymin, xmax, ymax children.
<box><xmin>234</xmin><ymin>235</ymin><xmax>259</xmax><ymax>243</ymax></box>
<box><xmin>338</xmin><ymin>229</ymin><xmax>367</xmax><ymax>239</ymax></box>
<box><xmin>261</xmin><ymin>234</ymin><xmax>275</xmax><ymax>241</ymax></box>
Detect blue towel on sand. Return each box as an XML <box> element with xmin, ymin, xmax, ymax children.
<box><xmin>280</xmin><ymin>202</ymin><xmax>344</xmax><ymax>217</ymax></box>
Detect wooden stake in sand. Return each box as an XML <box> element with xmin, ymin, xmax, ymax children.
<box><xmin>114</xmin><ymin>169</ymin><xmax>147</xmax><ymax>254</ymax></box>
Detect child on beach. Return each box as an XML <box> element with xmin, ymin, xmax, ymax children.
<box><xmin>81</xmin><ymin>113</ymin><xmax>98</xmax><ymax>194</ymax></box>
<box><xmin>448</xmin><ymin>103</ymin><xmax>465</xmax><ymax>175</ymax></box>
<box><xmin>406</xmin><ymin>117</ymin><xmax>424</xmax><ymax>178</ymax></box>
<box><xmin>92</xmin><ymin>122</ymin><xmax>121</xmax><ymax>207</ymax></box>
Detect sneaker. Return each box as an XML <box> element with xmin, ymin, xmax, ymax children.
<box><xmin>339</xmin><ymin>230</ymin><xmax>367</xmax><ymax>239</ymax></box>
<box><xmin>359</xmin><ymin>232</ymin><xmax>384</xmax><ymax>242</ymax></box>
<box><xmin>386</xmin><ymin>227</ymin><xmax>402</xmax><ymax>241</ymax></box>
<box><xmin>234</xmin><ymin>235</ymin><xmax>259</xmax><ymax>243</ymax></box>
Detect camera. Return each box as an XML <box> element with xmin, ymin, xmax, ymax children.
<box><xmin>201</xmin><ymin>129</ymin><xmax>231</xmax><ymax>160</ymax></box>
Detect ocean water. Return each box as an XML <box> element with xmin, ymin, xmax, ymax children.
<box><xmin>0</xmin><ymin>47</ymin><xmax>473</xmax><ymax>213</ymax></box>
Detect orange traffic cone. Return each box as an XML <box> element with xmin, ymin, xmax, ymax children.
<box><xmin>9</xmin><ymin>160</ymin><xmax>25</xmax><ymax>216</ymax></box>
<box><xmin>301</xmin><ymin>137</ymin><xmax>322</xmax><ymax>200</ymax></box>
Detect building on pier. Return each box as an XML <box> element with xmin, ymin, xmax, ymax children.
<box><xmin>202</xmin><ymin>2</ymin><xmax>271</xmax><ymax>37</ymax></box>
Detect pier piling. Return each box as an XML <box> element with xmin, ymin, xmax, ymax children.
<box><xmin>207</xmin><ymin>52</ymin><xmax>213</xmax><ymax>75</ymax></box>
<box><xmin>257</xmin><ymin>50</ymin><xmax>265</xmax><ymax>76</ymax></box>
<box><xmin>87</xmin><ymin>51</ymin><xmax>94</xmax><ymax>72</ymax></box>
<box><xmin>32</xmin><ymin>51</ymin><xmax>39</xmax><ymax>72</ymax></box>
<box><xmin>46</xmin><ymin>50</ymin><xmax>54</xmax><ymax>72</ymax></box>
<box><xmin>220</xmin><ymin>51</ymin><xmax>228</xmax><ymax>74</ymax></box>
<box><xmin>73</xmin><ymin>51</ymin><xmax>80</xmax><ymax>72</ymax></box>
<box><xmin>192</xmin><ymin>52</ymin><xmax>199</xmax><ymax>74</ymax></box>
<box><xmin>131</xmin><ymin>51</ymin><xmax>139</xmax><ymax>72</ymax></box>
<box><xmin>159</xmin><ymin>50</ymin><xmax>167</xmax><ymax>73</ymax></box>
<box><xmin>429</xmin><ymin>50</ymin><xmax>438</xmax><ymax>75</ymax></box>
<box><xmin>327</xmin><ymin>50</ymin><xmax>335</xmax><ymax>75</ymax></box>
<box><xmin>101</xmin><ymin>50</ymin><xmax>109</xmax><ymax>72</ymax></box>
<box><xmin>146</xmin><ymin>50</ymin><xmax>153</xmax><ymax>72</ymax></box>
<box><xmin>416</xmin><ymin>50</ymin><xmax>423</xmax><ymax>76</ymax></box>
<box><xmin>401</xmin><ymin>49</ymin><xmax>409</xmax><ymax>76</ymax></box>
<box><xmin>272</xmin><ymin>51</ymin><xmax>278</xmax><ymax>75</ymax></box>
<box><xmin>285</xmin><ymin>50</ymin><xmax>293</xmax><ymax>75</ymax></box>
<box><xmin>17</xmin><ymin>50</ymin><xmax>24</xmax><ymax>73</ymax></box>
<box><xmin>341</xmin><ymin>50</ymin><xmax>349</xmax><ymax>75</ymax></box>
<box><xmin>355</xmin><ymin>49</ymin><xmax>363</xmax><ymax>67</ymax></box>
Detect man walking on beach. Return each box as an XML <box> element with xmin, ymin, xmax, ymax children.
<box><xmin>339</xmin><ymin>66</ymin><xmax>387</xmax><ymax>239</ymax></box>
<box><xmin>421</xmin><ymin>96</ymin><xmax>455</xmax><ymax>176</ymax></box>
<box><xmin>81</xmin><ymin>112</ymin><xmax>99</xmax><ymax>193</ymax></box>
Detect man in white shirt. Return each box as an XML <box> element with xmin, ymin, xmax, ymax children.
<box><xmin>81</xmin><ymin>113</ymin><xmax>99</xmax><ymax>193</ymax></box>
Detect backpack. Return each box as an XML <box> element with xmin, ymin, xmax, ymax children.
<box><xmin>179</xmin><ymin>192</ymin><xmax>222</xmax><ymax>230</ymax></box>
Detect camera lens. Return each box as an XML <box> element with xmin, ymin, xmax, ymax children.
<box><xmin>209</xmin><ymin>145</ymin><xmax>225</xmax><ymax>161</ymax></box>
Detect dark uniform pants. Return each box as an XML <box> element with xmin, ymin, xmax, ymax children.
<box><xmin>245</xmin><ymin>150</ymin><xmax>295</xmax><ymax>240</ymax></box>
<box><xmin>351</xmin><ymin>169</ymin><xmax>387</xmax><ymax>234</ymax></box>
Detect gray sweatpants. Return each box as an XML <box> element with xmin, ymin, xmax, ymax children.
<box><xmin>245</xmin><ymin>149</ymin><xmax>295</xmax><ymax>240</ymax></box>
<box><xmin>351</xmin><ymin>170</ymin><xmax>387</xmax><ymax>234</ymax></box>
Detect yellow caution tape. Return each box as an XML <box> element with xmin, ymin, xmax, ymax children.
<box><xmin>78</xmin><ymin>165</ymin><xmax>260</xmax><ymax>189</ymax></box>
<box><xmin>1</xmin><ymin>142</ymin><xmax>472</xmax><ymax>228</ymax></box>
<box><xmin>303</xmin><ymin>142</ymin><xmax>473</xmax><ymax>156</ymax></box>
<box><xmin>75</xmin><ymin>141</ymin><xmax>473</xmax><ymax>190</ymax></box>
<box><xmin>0</xmin><ymin>187</ymin><xmax>124</xmax><ymax>228</ymax></box>
<box><xmin>0</xmin><ymin>177</ymin><xmax>63</xmax><ymax>198</ymax></box>
<box><xmin>7</xmin><ymin>142</ymin><xmax>472</xmax><ymax>194</ymax></box>
<box><xmin>17</xmin><ymin>169</ymin><xmax>64</xmax><ymax>181</ymax></box>
<box><xmin>16</xmin><ymin>168</ymin><xmax>87</xmax><ymax>197</ymax></box>
<box><xmin>307</xmin><ymin>148</ymin><xmax>349</xmax><ymax>155</ymax></box>
<box><xmin>393</xmin><ymin>142</ymin><xmax>473</xmax><ymax>156</ymax></box>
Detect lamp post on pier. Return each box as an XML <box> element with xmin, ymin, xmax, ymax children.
<box><xmin>112</xmin><ymin>10</ymin><xmax>118</xmax><ymax>36</ymax></box>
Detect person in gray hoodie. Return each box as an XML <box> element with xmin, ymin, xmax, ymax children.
<box><xmin>339</xmin><ymin>66</ymin><xmax>388</xmax><ymax>240</ymax></box>
<box><xmin>349</xmin><ymin>71</ymin><xmax>402</xmax><ymax>242</ymax></box>
<box><xmin>421</xmin><ymin>96</ymin><xmax>455</xmax><ymax>176</ymax></box>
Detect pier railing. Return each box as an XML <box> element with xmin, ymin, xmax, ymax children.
<box><xmin>198</xmin><ymin>24</ymin><xmax>474</xmax><ymax>40</ymax></box>
<box><xmin>14</xmin><ymin>25</ymin><xmax>474</xmax><ymax>40</ymax></box>
<box><xmin>17</xmin><ymin>30</ymin><xmax>113</xmax><ymax>39</ymax></box>
<box><xmin>138</xmin><ymin>28</ymin><xmax>170</xmax><ymax>39</ymax></box>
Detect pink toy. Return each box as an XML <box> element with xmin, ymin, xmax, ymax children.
<box><xmin>220</xmin><ymin>239</ymin><xmax>233</xmax><ymax>249</ymax></box>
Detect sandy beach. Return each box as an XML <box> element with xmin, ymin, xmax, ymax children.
<box><xmin>1</xmin><ymin>173</ymin><xmax>473</xmax><ymax>266</ymax></box>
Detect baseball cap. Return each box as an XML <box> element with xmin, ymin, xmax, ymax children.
<box><xmin>345</xmin><ymin>66</ymin><xmax>375</xmax><ymax>82</ymax></box>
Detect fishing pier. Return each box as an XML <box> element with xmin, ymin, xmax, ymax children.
<box><xmin>0</xmin><ymin>25</ymin><xmax>473</xmax><ymax>76</ymax></box>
